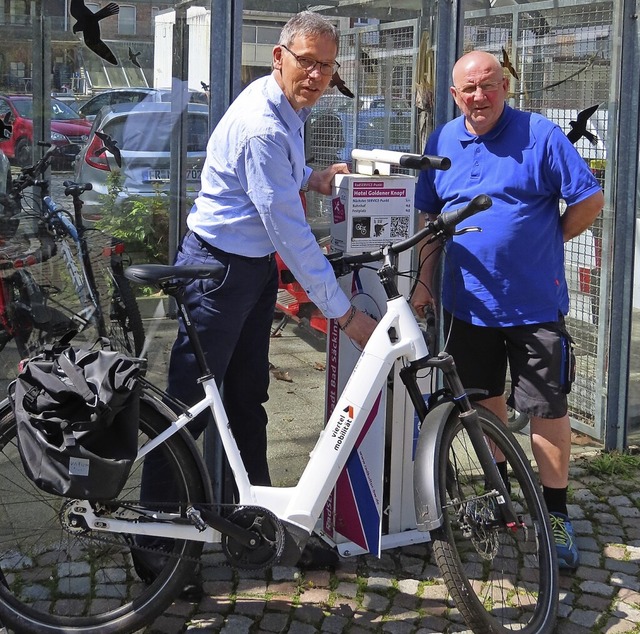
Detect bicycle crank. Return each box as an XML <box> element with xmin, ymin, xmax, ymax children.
<box><xmin>221</xmin><ymin>506</ymin><xmax>286</xmax><ymax>570</ymax></box>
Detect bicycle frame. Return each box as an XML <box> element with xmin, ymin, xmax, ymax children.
<box><xmin>101</xmin><ymin>207</ymin><xmax>517</xmax><ymax>556</ymax></box>
<box><xmin>73</xmin><ymin>288</ymin><xmax>429</xmax><ymax>547</ymax></box>
<box><xmin>41</xmin><ymin>196</ymin><xmax>104</xmax><ymax>332</ymax></box>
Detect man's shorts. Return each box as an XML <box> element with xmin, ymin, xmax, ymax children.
<box><xmin>443</xmin><ymin>312</ymin><xmax>575</xmax><ymax>420</ymax></box>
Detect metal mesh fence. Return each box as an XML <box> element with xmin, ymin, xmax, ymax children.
<box><xmin>305</xmin><ymin>20</ymin><xmax>420</xmax><ymax>241</ymax></box>
<box><xmin>463</xmin><ymin>0</ymin><xmax>613</xmax><ymax>434</ymax></box>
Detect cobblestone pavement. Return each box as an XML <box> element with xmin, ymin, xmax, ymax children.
<box><xmin>129</xmin><ymin>451</ymin><xmax>640</xmax><ymax>634</ymax></box>
<box><xmin>135</xmin><ymin>316</ymin><xmax>639</xmax><ymax>634</ymax></box>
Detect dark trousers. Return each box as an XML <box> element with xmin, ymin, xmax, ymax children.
<box><xmin>142</xmin><ymin>231</ymin><xmax>278</xmax><ymax>509</ymax></box>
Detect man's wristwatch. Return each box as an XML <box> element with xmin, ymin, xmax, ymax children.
<box><xmin>300</xmin><ymin>180</ymin><xmax>310</xmax><ymax>193</ymax></box>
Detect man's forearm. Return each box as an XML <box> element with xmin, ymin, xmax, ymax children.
<box><xmin>561</xmin><ymin>190</ymin><xmax>604</xmax><ymax>242</ymax></box>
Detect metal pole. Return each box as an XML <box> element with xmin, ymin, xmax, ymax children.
<box><xmin>205</xmin><ymin>0</ymin><xmax>244</xmax><ymax>504</ymax></box>
<box><xmin>32</xmin><ymin>0</ymin><xmax>51</xmax><ymax>165</ymax></box>
<box><xmin>209</xmin><ymin>0</ymin><xmax>243</xmax><ymax>129</ymax></box>
<box><xmin>168</xmin><ymin>6</ymin><xmax>190</xmax><ymax>270</ymax></box>
<box><xmin>432</xmin><ymin>0</ymin><xmax>462</xmax><ymax>128</ymax></box>
<box><xmin>604</xmin><ymin>3</ymin><xmax>640</xmax><ymax>451</ymax></box>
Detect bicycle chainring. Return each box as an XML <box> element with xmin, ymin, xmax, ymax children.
<box><xmin>221</xmin><ymin>506</ymin><xmax>286</xmax><ymax>570</ymax></box>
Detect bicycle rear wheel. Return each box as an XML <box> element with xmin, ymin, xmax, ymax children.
<box><xmin>107</xmin><ymin>271</ymin><xmax>145</xmax><ymax>356</ymax></box>
<box><xmin>7</xmin><ymin>269</ymin><xmax>76</xmax><ymax>359</ymax></box>
<box><xmin>431</xmin><ymin>404</ymin><xmax>558</xmax><ymax>634</ymax></box>
<box><xmin>0</xmin><ymin>399</ymin><xmax>209</xmax><ymax>634</ymax></box>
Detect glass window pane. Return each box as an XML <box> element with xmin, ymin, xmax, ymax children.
<box><xmin>119</xmin><ymin>5</ymin><xmax>136</xmax><ymax>36</ymax></box>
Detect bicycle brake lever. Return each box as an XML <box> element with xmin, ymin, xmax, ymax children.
<box><xmin>453</xmin><ymin>226</ymin><xmax>482</xmax><ymax>236</ymax></box>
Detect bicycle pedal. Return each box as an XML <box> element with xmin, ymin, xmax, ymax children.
<box><xmin>186</xmin><ymin>506</ymin><xmax>208</xmax><ymax>532</ymax></box>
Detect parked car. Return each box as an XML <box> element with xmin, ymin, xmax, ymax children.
<box><xmin>77</xmin><ymin>88</ymin><xmax>209</xmax><ymax>121</ymax></box>
<box><xmin>73</xmin><ymin>101</ymin><xmax>209</xmax><ymax>216</ymax></box>
<box><xmin>0</xmin><ymin>95</ymin><xmax>92</xmax><ymax>167</ymax></box>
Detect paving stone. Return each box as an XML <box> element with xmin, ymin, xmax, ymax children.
<box><xmin>294</xmin><ymin>604</ymin><xmax>326</xmax><ymax>624</ymax></box>
<box><xmin>605</xmin><ymin>559</ymin><xmax>639</xmax><ymax>575</ymax></box>
<box><xmin>334</xmin><ymin>581</ymin><xmax>359</xmax><ymax>599</ymax></box>
<box><xmin>320</xmin><ymin>614</ymin><xmax>349</xmax><ymax>633</ymax></box>
<box><xmin>567</xmin><ymin>609</ymin><xmax>600</xmax><ymax>628</ymax></box>
<box><xmin>579</xmin><ymin>579</ymin><xmax>616</xmax><ymax>597</ymax></box>
<box><xmin>380</xmin><ymin>620</ymin><xmax>414</xmax><ymax>634</ymax></box>
<box><xmin>287</xmin><ymin>620</ymin><xmax>320</xmax><ymax>634</ymax></box>
<box><xmin>360</xmin><ymin>591</ymin><xmax>390</xmax><ymax>613</ymax></box>
<box><xmin>599</xmin><ymin>617</ymin><xmax>638</xmax><ymax>633</ymax></box>
<box><xmin>299</xmin><ymin>587</ymin><xmax>331</xmax><ymax>604</ymax></box>
<box><xmin>612</xmin><ymin>602</ymin><xmax>640</xmax><ymax>622</ymax></box>
<box><xmin>259</xmin><ymin>612</ymin><xmax>290</xmax><ymax>632</ymax></box>
<box><xmin>219</xmin><ymin>614</ymin><xmax>254</xmax><ymax>634</ymax></box>
<box><xmin>366</xmin><ymin>574</ymin><xmax>394</xmax><ymax>590</ymax></box>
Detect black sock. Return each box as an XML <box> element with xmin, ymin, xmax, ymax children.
<box><xmin>543</xmin><ymin>486</ymin><xmax>568</xmax><ymax>517</ymax></box>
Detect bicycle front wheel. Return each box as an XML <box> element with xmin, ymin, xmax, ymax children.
<box><xmin>0</xmin><ymin>399</ymin><xmax>208</xmax><ymax>634</ymax></box>
<box><xmin>431</xmin><ymin>404</ymin><xmax>558</xmax><ymax>634</ymax></box>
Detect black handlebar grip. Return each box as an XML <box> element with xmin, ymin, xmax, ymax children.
<box><xmin>436</xmin><ymin>194</ymin><xmax>492</xmax><ymax>231</ymax></box>
<box><xmin>398</xmin><ymin>154</ymin><xmax>451</xmax><ymax>171</ymax></box>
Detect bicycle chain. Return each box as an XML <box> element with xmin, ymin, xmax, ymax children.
<box><xmin>61</xmin><ymin>500</ymin><xmax>282</xmax><ymax>572</ymax></box>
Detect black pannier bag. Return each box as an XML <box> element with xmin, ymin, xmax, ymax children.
<box><xmin>10</xmin><ymin>346</ymin><xmax>142</xmax><ymax>500</ymax></box>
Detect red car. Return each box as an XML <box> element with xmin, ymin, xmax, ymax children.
<box><xmin>0</xmin><ymin>95</ymin><xmax>92</xmax><ymax>167</ymax></box>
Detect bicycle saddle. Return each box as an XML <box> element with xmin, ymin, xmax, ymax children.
<box><xmin>124</xmin><ymin>264</ymin><xmax>221</xmax><ymax>284</ymax></box>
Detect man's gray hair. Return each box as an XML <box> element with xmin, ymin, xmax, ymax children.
<box><xmin>279</xmin><ymin>11</ymin><xmax>339</xmax><ymax>51</ymax></box>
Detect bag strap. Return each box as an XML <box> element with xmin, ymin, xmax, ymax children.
<box><xmin>57</xmin><ymin>352</ymin><xmax>96</xmax><ymax>403</ymax></box>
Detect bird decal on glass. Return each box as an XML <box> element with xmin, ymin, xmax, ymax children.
<box><xmin>566</xmin><ymin>104</ymin><xmax>600</xmax><ymax>145</ymax></box>
<box><xmin>70</xmin><ymin>0</ymin><xmax>119</xmax><ymax>66</ymax></box>
<box><xmin>95</xmin><ymin>131</ymin><xmax>122</xmax><ymax>168</ymax></box>
<box><xmin>501</xmin><ymin>47</ymin><xmax>519</xmax><ymax>80</ymax></box>
<box><xmin>0</xmin><ymin>112</ymin><xmax>13</xmax><ymax>140</ymax></box>
<box><xmin>128</xmin><ymin>47</ymin><xmax>141</xmax><ymax>69</ymax></box>
<box><xmin>329</xmin><ymin>72</ymin><xmax>354</xmax><ymax>98</ymax></box>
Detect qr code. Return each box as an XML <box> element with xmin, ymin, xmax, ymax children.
<box><xmin>390</xmin><ymin>216</ymin><xmax>410</xmax><ymax>239</ymax></box>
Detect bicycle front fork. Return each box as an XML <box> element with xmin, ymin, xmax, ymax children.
<box><xmin>402</xmin><ymin>351</ymin><xmax>520</xmax><ymax>529</ymax></box>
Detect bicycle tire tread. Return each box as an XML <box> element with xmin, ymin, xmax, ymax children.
<box><xmin>425</xmin><ymin>403</ymin><xmax>558</xmax><ymax>634</ymax></box>
<box><xmin>0</xmin><ymin>400</ymin><xmax>208</xmax><ymax>634</ymax></box>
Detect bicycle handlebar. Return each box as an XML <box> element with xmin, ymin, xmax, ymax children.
<box><xmin>17</xmin><ymin>143</ymin><xmax>60</xmax><ymax>183</ymax></box>
<box><xmin>63</xmin><ymin>180</ymin><xmax>93</xmax><ymax>198</ymax></box>
<box><xmin>331</xmin><ymin>194</ymin><xmax>492</xmax><ymax>267</ymax></box>
<box><xmin>350</xmin><ymin>149</ymin><xmax>451</xmax><ymax>171</ymax></box>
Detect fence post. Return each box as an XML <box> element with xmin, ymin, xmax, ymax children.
<box><xmin>604</xmin><ymin>3</ymin><xmax>640</xmax><ymax>450</ymax></box>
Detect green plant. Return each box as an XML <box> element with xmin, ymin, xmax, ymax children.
<box><xmin>582</xmin><ymin>451</ymin><xmax>640</xmax><ymax>478</ymax></box>
<box><xmin>95</xmin><ymin>171</ymin><xmax>189</xmax><ymax>265</ymax></box>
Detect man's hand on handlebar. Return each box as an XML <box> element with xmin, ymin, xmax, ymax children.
<box><xmin>411</xmin><ymin>284</ymin><xmax>437</xmax><ymax>320</ymax></box>
<box><xmin>338</xmin><ymin>307</ymin><xmax>377</xmax><ymax>348</ymax></box>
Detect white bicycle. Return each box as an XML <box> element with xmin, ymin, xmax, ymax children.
<box><xmin>0</xmin><ymin>193</ymin><xmax>558</xmax><ymax>634</ymax></box>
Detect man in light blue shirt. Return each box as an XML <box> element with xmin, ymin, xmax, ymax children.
<box><xmin>167</xmin><ymin>12</ymin><xmax>376</xmax><ymax>490</ymax></box>
<box><xmin>132</xmin><ymin>14</ymin><xmax>377</xmax><ymax>591</ymax></box>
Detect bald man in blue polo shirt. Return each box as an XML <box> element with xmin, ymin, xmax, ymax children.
<box><xmin>412</xmin><ymin>50</ymin><xmax>604</xmax><ymax>571</ymax></box>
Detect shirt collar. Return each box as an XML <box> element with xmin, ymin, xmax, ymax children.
<box><xmin>455</xmin><ymin>104</ymin><xmax>514</xmax><ymax>144</ymax></box>
<box><xmin>266</xmin><ymin>72</ymin><xmax>311</xmax><ymax>134</ymax></box>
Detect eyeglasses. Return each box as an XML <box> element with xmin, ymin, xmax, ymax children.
<box><xmin>455</xmin><ymin>81</ymin><xmax>503</xmax><ymax>96</ymax></box>
<box><xmin>281</xmin><ymin>45</ymin><xmax>340</xmax><ymax>77</ymax></box>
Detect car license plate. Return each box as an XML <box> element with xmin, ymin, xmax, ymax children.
<box><xmin>144</xmin><ymin>168</ymin><xmax>202</xmax><ymax>182</ymax></box>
